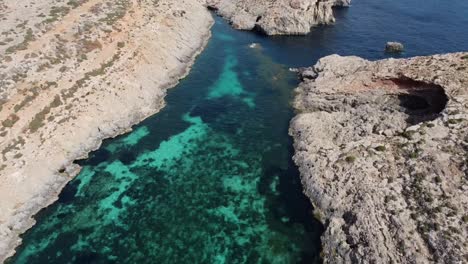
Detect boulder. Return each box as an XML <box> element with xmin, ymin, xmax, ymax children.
<box><xmin>385</xmin><ymin>41</ymin><xmax>404</xmax><ymax>53</ymax></box>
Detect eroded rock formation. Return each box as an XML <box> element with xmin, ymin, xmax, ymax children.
<box><xmin>290</xmin><ymin>53</ymin><xmax>468</xmax><ymax>263</ymax></box>
<box><xmin>206</xmin><ymin>0</ymin><xmax>351</xmax><ymax>35</ymax></box>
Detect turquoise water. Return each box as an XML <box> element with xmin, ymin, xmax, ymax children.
<box><xmin>10</xmin><ymin>17</ymin><xmax>322</xmax><ymax>264</ymax></box>
<box><xmin>9</xmin><ymin>0</ymin><xmax>468</xmax><ymax>263</ymax></box>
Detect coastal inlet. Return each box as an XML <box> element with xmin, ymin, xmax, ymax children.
<box><xmin>9</xmin><ymin>17</ymin><xmax>323</xmax><ymax>264</ymax></box>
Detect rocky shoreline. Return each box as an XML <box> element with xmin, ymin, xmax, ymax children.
<box><xmin>290</xmin><ymin>53</ymin><xmax>468</xmax><ymax>263</ymax></box>
<box><xmin>0</xmin><ymin>0</ymin><xmax>213</xmax><ymax>261</ymax></box>
<box><xmin>207</xmin><ymin>0</ymin><xmax>350</xmax><ymax>35</ymax></box>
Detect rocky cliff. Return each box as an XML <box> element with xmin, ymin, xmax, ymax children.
<box><xmin>206</xmin><ymin>0</ymin><xmax>350</xmax><ymax>35</ymax></box>
<box><xmin>0</xmin><ymin>0</ymin><xmax>213</xmax><ymax>261</ymax></box>
<box><xmin>290</xmin><ymin>53</ymin><xmax>468</xmax><ymax>263</ymax></box>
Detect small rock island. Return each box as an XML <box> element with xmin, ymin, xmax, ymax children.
<box><xmin>386</xmin><ymin>41</ymin><xmax>405</xmax><ymax>53</ymax></box>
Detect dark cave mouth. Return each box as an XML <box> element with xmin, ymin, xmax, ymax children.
<box><xmin>392</xmin><ymin>78</ymin><xmax>448</xmax><ymax>124</ymax></box>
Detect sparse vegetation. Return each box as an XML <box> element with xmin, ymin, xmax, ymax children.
<box><xmin>14</xmin><ymin>90</ymin><xmax>39</xmax><ymax>112</ymax></box>
<box><xmin>29</xmin><ymin>96</ymin><xmax>62</xmax><ymax>132</ymax></box>
<box><xmin>5</xmin><ymin>28</ymin><xmax>35</xmax><ymax>54</ymax></box>
<box><xmin>1</xmin><ymin>137</ymin><xmax>25</xmax><ymax>161</ymax></box>
<box><xmin>462</xmin><ymin>215</ymin><xmax>468</xmax><ymax>223</ymax></box>
<box><xmin>66</xmin><ymin>0</ymin><xmax>84</xmax><ymax>8</ymax></box>
<box><xmin>2</xmin><ymin>114</ymin><xmax>20</xmax><ymax>127</ymax></box>
<box><xmin>409</xmin><ymin>150</ymin><xmax>419</xmax><ymax>159</ymax></box>
<box><xmin>79</xmin><ymin>39</ymin><xmax>102</xmax><ymax>53</ymax></box>
<box><xmin>448</xmin><ymin>119</ymin><xmax>463</xmax><ymax>124</ymax></box>
<box><xmin>401</xmin><ymin>130</ymin><xmax>415</xmax><ymax>140</ymax></box>
<box><xmin>345</xmin><ymin>156</ymin><xmax>356</xmax><ymax>163</ymax></box>
<box><xmin>43</xmin><ymin>6</ymin><xmax>70</xmax><ymax>24</ymax></box>
<box><xmin>99</xmin><ymin>0</ymin><xmax>130</xmax><ymax>26</ymax></box>
<box><xmin>37</xmin><ymin>62</ymin><xmax>52</xmax><ymax>72</ymax></box>
<box><xmin>375</xmin><ymin>145</ymin><xmax>386</xmax><ymax>152</ymax></box>
<box><xmin>62</xmin><ymin>53</ymin><xmax>120</xmax><ymax>99</ymax></box>
<box><xmin>59</xmin><ymin>66</ymin><xmax>68</xmax><ymax>72</ymax></box>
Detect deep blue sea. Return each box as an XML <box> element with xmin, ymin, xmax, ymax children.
<box><xmin>9</xmin><ymin>0</ymin><xmax>468</xmax><ymax>263</ymax></box>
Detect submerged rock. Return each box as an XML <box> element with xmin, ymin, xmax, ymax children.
<box><xmin>206</xmin><ymin>0</ymin><xmax>351</xmax><ymax>35</ymax></box>
<box><xmin>385</xmin><ymin>41</ymin><xmax>405</xmax><ymax>53</ymax></box>
<box><xmin>290</xmin><ymin>52</ymin><xmax>468</xmax><ymax>263</ymax></box>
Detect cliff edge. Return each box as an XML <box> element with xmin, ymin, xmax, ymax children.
<box><xmin>0</xmin><ymin>0</ymin><xmax>213</xmax><ymax>261</ymax></box>
<box><xmin>290</xmin><ymin>53</ymin><xmax>468</xmax><ymax>263</ymax></box>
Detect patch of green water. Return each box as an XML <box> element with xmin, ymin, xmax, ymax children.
<box><xmin>106</xmin><ymin>126</ymin><xmax>150</xmax><ymax>152</ymax></box>
<box><xmin>207</xmin><ymin>54</ymin><xmax>255</xmax><ymax>108</ymax></box>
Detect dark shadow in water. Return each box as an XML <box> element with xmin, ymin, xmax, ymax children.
<box><xmin>259</xmin><ymin>137</ymin><xmax>325</xmax><ymax>263</ymax></box>
<box><xmin>81</xmin><ymin>148</ymin><xmax>111</xmax><ymax>166</ymax></box>
<box><xmin>57</xmin><ymin>181</ymin><xmax>79</xmax><ymax>204</ymax></box>
<box><xmin>190</xmin><ymin>98</ymin><xmax>229</xmax><ymax>123</ymax></box>
<box><xmin>118</xmin><ymin>150</ymin><xmax>137</xmax><ymax>165</ymax></box>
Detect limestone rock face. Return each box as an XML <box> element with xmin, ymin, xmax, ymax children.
<box><xmin>290</xmin><ymin>53</ymin><xmax>468</xmax><ymax>263</ymax></box>
<box><xmin>0</xmin><ymin>0</ymin><xmax>213</xmax><ymax>261</ymax></box>
<box><xmin>206</xmin><ymin>0</ymin><xmax>351</xmax><ymax>35</ymax></box>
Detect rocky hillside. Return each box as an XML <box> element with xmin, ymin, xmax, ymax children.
<box><xmin>206</xmin><ymin>0</ymin><xmax>350</xmax><ymax>35</ymax></box>
<box><xmin>0</xmin><ymin>0</ymin><xmax>213</xmax><ymax>261</ymax></box>
<box><xmin>290</xmin><ymin>53</ymin><xmax>468</xmax><ymax>263</ymax></box>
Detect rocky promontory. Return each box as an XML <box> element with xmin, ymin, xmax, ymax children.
<box><xmin>206</xmin><ymin>0</ymin><xmax>350</xmax><ymax>35</ymax></box>
<box><xmin>290</xmin><ymin>53</ymin><xmax>468</xmax><ymax>263</ymax></box>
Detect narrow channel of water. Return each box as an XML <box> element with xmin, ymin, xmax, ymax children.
<box><xmin>10</xmin><ymin>16</ymin><xmax>322</xmax><ymax>264</ymax></box>
<box><xmin>9</xmin><ymin>0</ymin><xmax>468</xmax><ymax>263</ymax></box>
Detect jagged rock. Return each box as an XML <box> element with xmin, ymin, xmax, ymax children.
<box><xmin>290</xmin><ymin>53</ymin><xmax>468</xmax><ymax>263</ymax></box>
<box><xmin>206</xmin><ymin>0</ymin><xmax>351</xmax><ymax>35</ymax></box>
<box><xmin>385</xmin><ymin>41</ymin><xmax>404</xmax><ymax>53</ymax></box>
<box><xmin>299</xmin><ymin>67</ymin><xmax>318</xmax><ymax>80</ymax></box>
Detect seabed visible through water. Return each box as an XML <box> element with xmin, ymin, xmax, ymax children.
<box><xmin>9</xmin><ymin>0</ymin><xmax>468</xmax><ymax>263</ymax></box>
<box><xmin>10</xmin><ymin>16</ymin><xmax>323</xmax><ymax>264</ymax></box>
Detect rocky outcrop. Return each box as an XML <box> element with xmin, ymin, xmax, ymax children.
<box><xmin>0</xmin><ymin>0</ymin><xmax>213</xmax><ymax>261</ymax></box>
<box><xmin>386</xmin><ymin>42</ymin><xmax>405</xmax><ymax>53</ymax></box>
<box><xmin>290</xmin><ymin>53</ymin><xmax>468</xmax><ymax>263</ymax></box>
<box><xmin>206</xmin><ymin>0</ymin><xmax>351</xmax><ymax>35</ymax></box>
